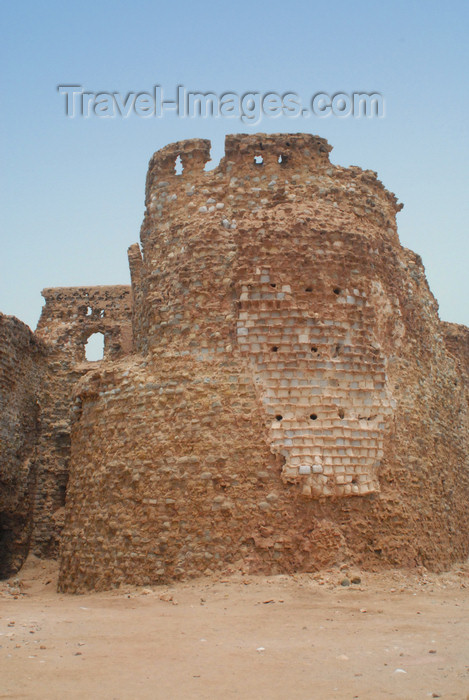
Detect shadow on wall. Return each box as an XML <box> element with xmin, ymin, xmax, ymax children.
<box><xmin>0</xmin><ymin>513</ymin><xmax>28</xmax><ymax>579</ymax></box>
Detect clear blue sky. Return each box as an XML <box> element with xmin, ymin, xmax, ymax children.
<box><xmin>1</xmin><ymin>0</ymin><xmax>468</xmax><ymax>329</ymax></box>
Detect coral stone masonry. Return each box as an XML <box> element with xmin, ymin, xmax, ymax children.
<box><xmin>1</xmin><ymin>286</ymin><xmax>132</xmax><ymax>576</ymax></box>
<box><xmin>0</xmin><ymin>133</ymin><xmax>468</xmax><ymax>591</ymax></box>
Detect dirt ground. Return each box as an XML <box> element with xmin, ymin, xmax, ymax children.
<box><xmin>0</xmin><ymin>557</ymin><xmax>468</xmax><ymax>700</ymax></box>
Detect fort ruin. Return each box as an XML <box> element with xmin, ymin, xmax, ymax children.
<box><xmin>1</xmin><ymin>133</ymin><xmax>468</xmax><ymax>591</ymax></box>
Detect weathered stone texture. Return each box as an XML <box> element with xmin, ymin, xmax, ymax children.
<box><xmin>36</xmin><ymin>286</ymin><xmax>133</xmax><ymax>363</ymax></box>
<box><xmin>54</xmin><ymin>134</ymin><xmax>468</xmax><ymax>592</ymax></box>
<box><xmin>0</xmin><ymin>288</ymin><xmax>132</xmax><ymax>576</ymax></box>
<box><xmin>443</xmin><ymin>322</ymin><xmax>469</xmax><ymax>388</ymax></box>
<box><xmin>31</xmin><ymin>286</ymin><xmax>133</xmax><ymax>556</ymax></box>
<box><xmin>0</xmin><ymin>315</ymin><xmax>45</xmax><ymax>576</ymax></box>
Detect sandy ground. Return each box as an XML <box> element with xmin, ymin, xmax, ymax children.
<box><xmin>0</xmin><ymin>557</ymin><xmax>468</xmax><ymax>700</ymax></box>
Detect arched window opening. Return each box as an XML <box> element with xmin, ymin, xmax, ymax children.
<box><xmin>175</xmin><ymin>154</ymin><xmax>183</xmax><ymax>175</ymax></box>
<box><xmin>85</xmin><ymin>332</ymin><xmax>104</xmax><ymax>361</ymax></box>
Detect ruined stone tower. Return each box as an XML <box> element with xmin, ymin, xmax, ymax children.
<box><xmin>1</xmin><ymin>134</ymin><xmax>468</xmax><ymax>590</ymax></box>
<box><xmin>57</xmin><ymin>134</ymin><xmax>468</xmax><ymax>591</ymax></box>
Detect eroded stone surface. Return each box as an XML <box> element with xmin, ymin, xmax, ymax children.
<box><xmin>0</xmin><ymin>287</ymin><xmax>132</xmax><ymax>575</ymax></box>
<box><xmin>0</xmin><ymin>315</ymin><xmax>45</xmax><ymax>576</ymax></box>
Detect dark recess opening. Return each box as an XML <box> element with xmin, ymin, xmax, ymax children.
<box><xmin>310</xmin><ymin>413</ymin><xmax>318</xmax><ymax>420</ymax></box>
<box><xmin>0</xmin><ymin>517</ymin><xmax>8</xmax><ymax>578</ymax></box>
<box><xmin>275</xmin><ymin>415</ymin><xmax>283</xmax><ymax>421</ymax></box>
<box><xmin>59</xmin><ymin>484</ymin><xmax>67</xmax><ymax>507</ymax></box>
<box><xmin>0</xmin><ymin>514</ymin><xmax>27</xmax><ymax>580</ymax></box>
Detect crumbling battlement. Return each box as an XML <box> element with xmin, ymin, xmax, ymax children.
<box><xmin>54</xmin><ymin>134</ymin><xmax>468</xmax><ymax>592</ymax></box>
<box><xmin>132</xmin><ymin>134</ymin><xmax>403</xmax><ymax>357</ymax></box>
<box><xmin>143</xmin><ymin>133</ymin><xmax>401</xmax><ymax>234</ymax></box>
<box><xmin>36</xmin><ymin>285</ymin><xmax>132</xmax><ymax>362</ymax></box>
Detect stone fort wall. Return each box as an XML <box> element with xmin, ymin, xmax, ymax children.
<box><xmin>0</xmin><ymin>133</ymin><xmax>467</xmax><ymax>588</ymax></box>
<box><xmin>53</xmin><ymin>133</ymin><xmax>468</xmax><ymax>592</ymax></box>
<box><xmin>0</xmin><ymin>315</ymin><xmax>45</xmax><ymax>577</ymax></box>
<box><xmin>0</xmin><ymin>286</ymin><xmax>132</xmax><ymax>576</ymax></box>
